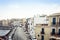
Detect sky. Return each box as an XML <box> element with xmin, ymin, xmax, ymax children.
<box><xmin>0</xmin><ymin>0</ymin><xmax>60</xmax><ymax>19</ymax></box>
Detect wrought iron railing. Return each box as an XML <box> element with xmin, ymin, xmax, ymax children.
<box><xmin>51</xmin><ymin>32</ymin><xmax>60</xmax><ymax>37</ymax></box>
<box><xmin>41</xmin><ymin>31</ymin><xmax>45</xmax><ymax>34</ymax></box>
<box><xmin>51</xmin><ymin>22</ymin><xmax>60</xmax><ymax>27</ymax></box>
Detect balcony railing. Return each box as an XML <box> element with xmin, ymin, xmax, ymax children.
<box><xmin>51</xmin><ymin>32</ymin><xmax>56</xmax><ymax>36</ymax></box>
<box><xmin>51</xmin><ymin>32</ymin><xmax>60</xmax><ymax>37</ymax></box>
<box><xmin>51</xmin><ymin>22</ymin><xmax>60</xmax><ymax>27</ymax></box>
<box><xmin>41</xmin><ymin>31</ymin><xmax>45</xmax><ymax>34</ymax></box>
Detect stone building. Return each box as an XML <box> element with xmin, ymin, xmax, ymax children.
<box><xmin>48</xmin><ymin>13</ymin><xmax>60</xmax><ymax>40</ymax></box>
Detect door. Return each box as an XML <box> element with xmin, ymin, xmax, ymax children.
<box><xmin>41</xmin><ymin>35</ymin><xmax>44</xmax><ymax>40</ymax></box>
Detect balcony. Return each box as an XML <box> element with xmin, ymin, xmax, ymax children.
<box><xmin>51</xmin><ymin>22</ymin><xmax>60</xmax><ymax>27</ymax></box>
<box><xmin>51</xmin><ymin>32</ymin><xmax>55</xmax><ymax>36</ymax></box>
<box><xmin>57</xmin><ymin>33</ymin><xmax>60</xmax><ymax>37</ymax></box>
<box><xmin>51</xmin><ymin>32</ymin><xmax>60</xmax><ymax>37</ymax></box>
<box><xmin>41</xmin><ymin>31</ymin><xmax>45</xmax><ymax>34</ymax></box>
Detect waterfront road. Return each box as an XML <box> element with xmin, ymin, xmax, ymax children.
<box><xmin>12</xmin><ymin>27</ymin><xmax>31</xmax><ymax>40</ymax></box>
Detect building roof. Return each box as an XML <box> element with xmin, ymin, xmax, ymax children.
<box><xmin>0</xmin><ymin>26</ymin><xmax>13</xmax><ymax>30</ymax></box>
<box><xmin>0</xmin><ymin>26</ymin><xmax>13</xmax><ymax>36</ymax></box>
<box><xmin>49</xmin><ymin>13</ymin><xmax>60</xmax><ymax>17</ymax></box>
<box><xmin>0</xmin><ymin>30</ymin><xmax>10</xmax><ymax>36</ymax></box>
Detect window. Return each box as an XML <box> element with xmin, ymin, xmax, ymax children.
<box><xmin>41</xmin><ymin>35</ymin><xmax>44</xmax><ymax>40</ymax></box>
<box><xmin>53</xmin><ymin>18</ymin><xmax>56</xmax><ymax>25</ymax></box>
<box><xmin>58</xmin><ymin>29</ymin><xmax>60</xmax><ymax>35</ymax></box>
<box><xmin>51</xmin><ymin>29</ymin><xmax>55</xmax><ymax>35</ymax></box>
<box><xmin>59</xmin><ymin>18</ymin><xmax>60</xmax><ymax>25</ymax></box>
<box><xmin>41</xmin><ymin>28</ymin><xmax>45</xmax><ymax>34</ymax></box>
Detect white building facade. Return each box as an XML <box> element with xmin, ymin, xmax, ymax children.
<box><xmin>27</xmin><ymin>18</ymin><xmax>36</xmax><ymax>40</ymax></box>
<box><xmin>34</xmin><ymin>15</ymin><xmax>48</xmax><ymax>26</ymax></box>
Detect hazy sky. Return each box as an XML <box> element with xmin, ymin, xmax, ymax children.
<box><xmin>0</xmin><ymin>0</ymin><xmax>60</xmax><ymax>19</ymax></box>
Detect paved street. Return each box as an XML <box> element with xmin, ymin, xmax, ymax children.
<box><xmin>0</xmin><ymin>26</ymin><xmax>32</xmax><ymax>40</ymax></box>
<box><xmin>12</xmin><ymin>27</ymin><xmax>31</xmax><ymax>40</ymax></box>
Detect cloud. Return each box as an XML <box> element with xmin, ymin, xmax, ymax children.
<box><xmin>0</xmin><ymin>3</ymin><xmax>60</xmax><ymax>19</ymax></box>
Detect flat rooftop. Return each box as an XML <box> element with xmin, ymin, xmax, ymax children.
<box><xmin>0</xmin><ymin>26</ymin><xmax>14</xmax><ymax>30</ymax></box>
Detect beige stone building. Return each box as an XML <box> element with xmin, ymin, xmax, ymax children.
<box><xmin>0</xmin><ymin>20</ymin><xmax>2</xmax><ymax>26</ymax></box>
<box><xmin>9</xmin><ymin>18</ymin><xmax>26</xmax><ymax>26</ymax></box>
<box><xmin>48</xmin><ymin>13</ymin><xmax>60</xmax><ymax>40</ymax></box>
<box><xmin>34</xmin><ymin>15</ymin><xmax>50</xmax><ymax>40</ymax></box>
<box><xmin>35</xmin><ymin>13</ymin><xmax>60</xmax><ymax>40</ymax></box>
<box><xmin>1</xmin><ymin>19</ymin><xmax>10</xmax><ymax>26</ymax></box>
<box><xmin>20</xmin><ymin>18</ymin><xmax>26</xmax><ymax>26</ymax></box>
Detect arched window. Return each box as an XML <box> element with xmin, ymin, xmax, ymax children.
<box><xmin>51</xmin><ymin>29</ymin><xmax>55</xmax><ymax>35</ymax></box>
